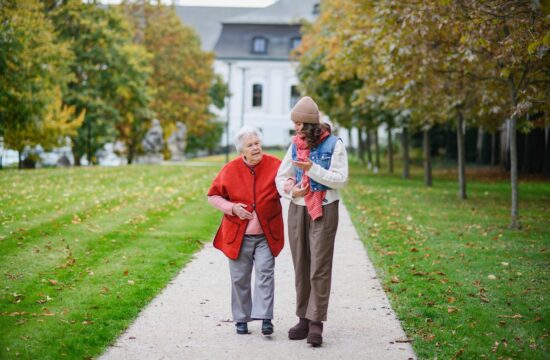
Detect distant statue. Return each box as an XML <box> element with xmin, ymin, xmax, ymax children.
<box><xmin>141</xmin><ymin>119</ymin><xmax>164</xmax><ymax>164</ymax></box>
<box><xmin>168</xmin><ymin>121</ymin><xmax>187</xmax><ymax>161</ymax></box>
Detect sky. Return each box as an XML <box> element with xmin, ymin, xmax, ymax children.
<box><xmin>99</xmin><ymin>0</ymin><xmax>277</xmax><ymax>7</ymax></box>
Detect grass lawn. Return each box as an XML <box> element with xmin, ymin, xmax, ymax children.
<box><xmin>0</xmin><ymin>164</ymin><xmax>224</xmax><ymax>359</ymax></box>
<box><xmin>342</xmin><ymin>158</ymin><xmax>550</xmax><ymax>359</ymax></box>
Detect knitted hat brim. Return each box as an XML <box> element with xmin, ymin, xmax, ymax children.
<box><xmin>291</xmin><ymin>111</ymin><xmax>319</xmax><ymax>124</ymax></box>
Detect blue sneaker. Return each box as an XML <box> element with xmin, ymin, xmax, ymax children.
<box><xmin>261</xmin><ymin>319</ymin><xmax>274</xmax><ymax>335</ymax></box>
<box><xmin>235</xmin><ymin>322</ymin><xmax>248</xmax><ymax>334</ymax></box>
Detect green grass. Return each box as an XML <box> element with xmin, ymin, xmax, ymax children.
<box><xmin>0</xmin><ymin>164</ymin><xmax>222</xmax><ymax>359</ymax></box>
<box><xmin>342</xmin><ymin>158</ymin><xmax>550</xmax><ymax>359</ymax></box>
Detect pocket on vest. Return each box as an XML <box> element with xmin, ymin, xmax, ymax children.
<box><xmin>222</xmin><ymin>215</ymin><xmax>241</xmax><ymax>244</ymax></box>
<box><xmin>267</xmin><ymin>212</ymin><xmax>283</xmax><ymax>242</ymax></box>
<box><xmin>317</xmin><ymin>152</ymin><xmax>332</xmax><ymax>168</ymax></box>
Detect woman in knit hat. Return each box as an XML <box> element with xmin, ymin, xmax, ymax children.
<box><xmin>208</xmin><ymin>126</ymin><xmax>284</xmax><ymax>336</ymax></box>
<box><xmin>276</xmin><ymin>96</ymin><xmax>348</xmax><ymax>347</ymax></box>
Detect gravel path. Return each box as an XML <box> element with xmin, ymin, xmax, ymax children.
<box><xmin>100</xmin><ymin>200</ymin><xmax>416</xmax><ymax>360</ymax></box>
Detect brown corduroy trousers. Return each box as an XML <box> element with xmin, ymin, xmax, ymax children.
<box><xmin>288</xmin><ymin>201</ymin><xmax>339</xmax><ymax>322</ymax></box>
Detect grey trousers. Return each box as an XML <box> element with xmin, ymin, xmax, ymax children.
<box><xmin>228</xmin><ymin>234</ymin><xmax>275</xmax><ymax>322</ymax></box>
<box><xmin>288</xmin><ymin>201</ymin><xmax>339</xmax><ymax>322</ymax></box>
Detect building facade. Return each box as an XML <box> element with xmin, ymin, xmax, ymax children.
<box><xmin>178</xmin><ymin>0</ymin><xmax>324</xmax><ymax>148</ymax></box>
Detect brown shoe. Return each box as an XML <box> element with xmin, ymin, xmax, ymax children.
<box><xmin>288</xmin><ymin>318</ymin><xmax>310</xmax><ymax>340</ymax></box>
<box><xmin>307</xmin><ymin>321</ymin><xmax>323</xmax><ymax>347</ymax></box>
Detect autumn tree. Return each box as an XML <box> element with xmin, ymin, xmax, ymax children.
<box><xmin>121</xmin><ymin>1</ymin><xmax>220</xmax><ymax>157</ymax></box>
<box><xmin>50</xmin><ymin>0</ymin><xmax>141</xmax><ymax>165</ymax></box>
<box><xmin>0</xmin><ymin>0</ymin><xmax>72</xmax><ymax>168</ymax></box>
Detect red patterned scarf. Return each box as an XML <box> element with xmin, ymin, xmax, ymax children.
<box><xmin>292</xmin><ymin>128</ymin><xmax>330</xmax><ymax>220</ymax></box>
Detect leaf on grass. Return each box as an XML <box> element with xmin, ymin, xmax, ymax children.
<box><xmin>391</xmin><ymin>276</ymin><xmax>400</xmax><ymax>284</ymax></box>
<box><xmin>447</xmin><ymin>307</ymin><xmax>458</xmax><ymax>313</ymax></box>
<box><xmin>451</xmin><ymin>348</ymin><xmax>464</xmax><ymax>360</ymax></box>
<box><xmin>498</xmin><ymin>314</ymin><xmax>523</xmax><ymax>319</ymax></box>
<box><xmin>71</xmin><ymin>214</ymin><xmax>81</xmax><ymax>224</ymax></box>
<box><xmin>447</xmin><ymin>297</ymin><xmax>456</xmax><ymax>303</ymax></box>
<box><xmin>487</xmin><ymin>274</ymin><xmax>497</xmax><ymax>280</ymax></box>
<box><xmin>48</xmin><ymin>279</ymin><xmax>58</xmax><ymax>286</ymax></box>
<box><xmin>128</xmin><ymin>280</ymin><xmax>135</xmax><ymax>285</ymax></box>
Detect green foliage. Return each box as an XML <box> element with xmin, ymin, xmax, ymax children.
<box><xmin>209</xmin><ymin>74</ymin><xmax>229</xmax><ymax>110</ymax></box>
<box><xmin>0</xmin><ymin>0</ymin><xmax>72</xmax><ymax>155</ymax></box>
<box><xmin>121</xmin><ymin>2</ymin><xmax>219</xmax><ymax>153</ymax></box>
<box><xmin>50</xmin><ymin>0</ymin><xmax>141</xmax><ymax>164</ymax></box>
<box><xmin>186</xmin><ymin>119</ymin><xmax>224</xmax><ymax>154</ymax></box>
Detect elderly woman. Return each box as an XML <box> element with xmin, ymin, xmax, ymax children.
<box><xmin>276</xmin><ymin>96</ymin><xmax>348</xmax><ymax>347</ymax></box>
<box><xmin>207</xmin><ymin>126</ymin><xmax>284</xmax><ymax>336</ymax></box>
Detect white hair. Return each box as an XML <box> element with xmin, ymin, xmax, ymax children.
<box><xmin>234</xmin><ymin>126</ymin><xmax>263</xmax><ymax>153</ymax></box>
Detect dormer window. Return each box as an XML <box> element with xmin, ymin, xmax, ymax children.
<box><xmin>313</xmin><ymin>3</ymin><xmax>320</xmax><ymax>15</ymax></box>
<box><xmin>252</xmin><ymin>36</ymin><xmax>268</xmax><ymax>54</ymax></box>
<box><xmin>290</xmin><ymin>36</ymin><xmax>301</xmax><ymax>50</ymax></box>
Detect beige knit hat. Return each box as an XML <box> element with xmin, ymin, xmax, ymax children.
<box><xmin>291</xmin><ymin>96</ymin><xmax>320</xmax><ymax>124</ymax></box>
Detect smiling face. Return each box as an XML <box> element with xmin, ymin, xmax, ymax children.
<box><xmin>294</xmin><ymin>121</ymin><xmax>305</xmax><ymax>138</ymax></box>
<box><xmin>241</xmin><ymin>134</ymin><xmax>263</xmax><ymax>165</ymax></box>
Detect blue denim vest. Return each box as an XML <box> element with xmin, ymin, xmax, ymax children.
<box><xmin>292</xmin><ymin>135</ymin><xmax>340</xmax><ymax>192</ymax></box>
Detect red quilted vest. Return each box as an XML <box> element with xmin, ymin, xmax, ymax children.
<box><xmin>207</xmin><ymin>154</ymin><xmax>284</xmax><ymax>260</ymax></box>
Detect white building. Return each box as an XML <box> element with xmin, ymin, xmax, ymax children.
<box><xmin>177</xmin><ymin>1</ymin><xmax>351</xmax><ymax>148</ymax></box>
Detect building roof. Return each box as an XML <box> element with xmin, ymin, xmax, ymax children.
<box><xmin>174</xmin><ymin>6</ymin><xmax>255</xmax><ymax>51</ymax></box>
<box><xmin>223</xmin><ymin>0</ymin><xmax>319</xmax><ymax>25</ymax></box>
<box><xmin>214</xmin><ymin>23</ymin><xmax>302</xmax><ymax>61</ymax></box>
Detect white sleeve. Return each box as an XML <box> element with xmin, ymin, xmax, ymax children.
<box><xmin>275</xmin><ymin>145</ymin><xmax>295</xmax><ymax>200</ymax></box>
<box><xmin>307</xmin><ymin>140</ymin><xmax>348</xmax><ymax>189</ymax></box>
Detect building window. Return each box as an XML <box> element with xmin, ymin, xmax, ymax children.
<box><xmin>313</xmin><ymin>3</ymin><xmax>320</xmax><ymax>15</ymax></box>
<box><xmin>290</xmin><ymin>37</ymin><xmax>301</xmax><ymax>50</ymax></box>
<box><xmin>251</xmin><ymin>37</ymin><xmax>268</xmax><ymax>54</ymax></box>
<box><xmin>290</xmin><ymin>85</ymin><xmax>300</xmax><ymax>108</ymax></box>
<box><xmin>252</xmin><ymin>84</ymin><xmax>263</xmax><ymax>107</ymax></box>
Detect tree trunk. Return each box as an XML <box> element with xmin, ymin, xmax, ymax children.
<box><xmin>374</xmin><ymin>128</ymin><xmax>380</xmax><ymax>173</ymax></box>
<box><xmin>402</xmin><ymin>126</ymin><xmax>410</xmax><ymax>179</ymax></box>
<box><xmin>491</xmin><ymin>131</ymin><xmax>497</xmax><ymax>166</ymax></box>
<box><xmin>509</xmin><ymin>79</ymin><xmax>520</xmax><ymax>229</ymax></box>
<box><xmin>423</xmin><ymin>127</ymin><xmax>432</xmax><ymax>187</ymax></box>
<box><xmin>456</xmin><ymin>111</ymin><xmax>467</xmax><ymax>199</ymax></box>
<box><xmin>509</xmin><ymin>116</ymin><xmax>520</xmax><ymax>229</ymax></box>
<box><xmin>501</xmin><ymin>123</ymin><xmax>510</xmax><ymax>170</ymax></box>
<box><xmin>72</xmin><ymin>138</ymin><xmax>81</xmax><ymax>166</ymax></box>
<box><xmin>18</xmin><ymin>150</ymin><xmax>22</xmax><ymax>169</ymax></box>
<box><xmin>366</xmin><ymin>129</ymin><xmax>373</xmax><ymax>167</ymax></box>
<box><xmin>476</xmin><ymin>126</ymin><xmax>484</xmax><ymax>164</ymax></box>
<box><xmin>387</xmin><ymin>124</ymin><xmax>393</xmax><ymax>173</ymax></box>
<box><xmin>358</xmin><ymin>126</ymin><xmax>365</xmax><ymax>165</ymax></box>
<box><xmin>87</xmin><ymin>120</ymin><xmax>92</xmax><ymax>165</ymax></box>
<box><xmin>127</xmin><ymin>141</ymin><xmax>135</xmax><ymax>165</ymax></box>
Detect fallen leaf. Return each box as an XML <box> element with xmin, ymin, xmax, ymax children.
<box><xmin>391</xmin><ymin>276</ymin><xmax>400</xmax><ymax>284</ymax></box>
<box><xmin>488</xmin><ymin>274</ymin><xmax>497</xmax><ymax>280</ymax></box>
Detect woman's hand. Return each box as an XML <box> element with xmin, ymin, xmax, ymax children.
<box><xmin>292</xmin><ymin>159</ymin><xmax>313</xmax><ymax>171</ymax></box>
<box><xmin>291</xmin><ymin>183</ymin><xmax>309</xmax><ymax>198</ymax></box>
<box><xmin>283</xmin><ymin>178</ymin><xmax>296</xmax><ymax>194</ymax></box>
<box><xmin>232</xmin><ymin>203</ymin><xmax>253</xmax><ymax>220</ymax></box>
